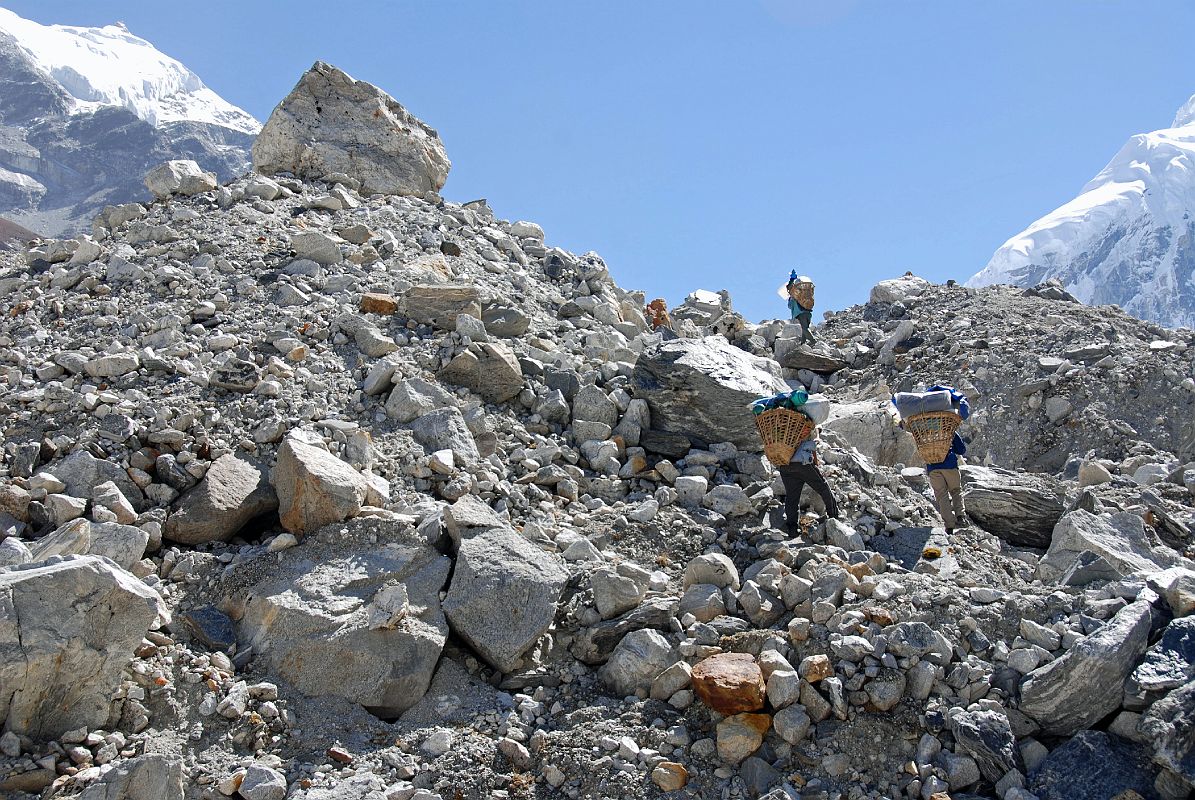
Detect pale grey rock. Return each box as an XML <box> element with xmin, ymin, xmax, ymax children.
<box><xmin>1139</xmin><ymin>679</ymin><xmax>1195</xmax><ymax>789</ymax></box>
<box><xmin>252</xmin><ymin>61</ymin><xmax>449</xmax><ymax>196</ymax></box>
<box><xmin>674</xmin><ymin>475</ymin><xmax>708</xmax><ymax>507</ymax></box>
<box><xmin>239</xmin><ymin>764</ymin><xmax>288</xmax><ymax>800</ymax></box>
<box><xmin>1039</xmin><ymin>510</ymin><xmax>1188</xmax><ymax>583</ymax></box>
<box><xmin>290</xmin><ymin>230</ymin><xmax>343</xmax><ymax>265</ymax></box>
<box><xmin>823</xmin><ymin>400</ymin><xmax>918</xmax><ymax>467</ymax></box>
<box><xmin>84</xmin><ymin>351</ymin><xmax>140</xmax><ymax>378</ymax></box>
<box><xmin>0</xmin><ymin>536</ymin><xmax>32</xmax><ymax>567</ymax></box>
<box><xmin>631</xmin><ymin>336</ymin><xmax>787</xmax><ymax>450</ymax></box>
<box><xmin>482</xmin><ymin>306</ymin><xmax>530</xmax><ymax>338</ymax></box>
<box><xmin>703</xmin><ymin>484</ymin><xmax>752</xmax><ymax>516</ymax></box>
<box><xmin>869</xmin><ymin>274</ymin><xmax>930</xmax><ymax>304</ymax></box>
<box><xmin>573</xmin><ymin>384</ymin><xmax>618</xmax><ymax>426</ymax></box>
<box><xmin>1078</xmin><ymin>460</ymin><xmax>1113</xmax><ymax>487</ymax></box>
<box><xmin>144</xmin><ymin>160</ymin><xmax>217</xmax><ymax>199</ymax></box>
<box><xmin>237</xmin><ymin>541</ymin><xmax>450</xmax><ymax>716</ymax></box>
<box><xmin>273</xmin><ymin>432</ymin><xmax>368</xmax><ymax>535</ymax></box>
<box><xmin>1147</xmin><ymin>567</ymin><xmax>1195</xmax><ymax>616</ymax></box>
<box><xmin>442</xmin><ymin>526</ymin><xmax>567</xmax><ymax>672</ymax></box>
<box><xmin>684</xmin><ymin>553</ymin><xmax>740</xmax><ymax>590</ymax></box>
<box><xmin>592</xmin><ymin>567</ymin><xmax>646</xmax><ymax>620</ymax></box>
<box><xmin>77</xmin><ymin>754</ymin><xmax>184</xmax><ymax>800</ymax></box>
<box><xmin>0</xmin><ymin>555</ymin><xmax>166</xmax><ymax>738</ymax></box>
<box><xmin>773</xmin><ymin>704</ymin><xmax>811</xmax><ymax>744</ymax></box>
<box><xmin>438</xmin><ymin>341</ymin><xmax>523</xmax><ymax>403</ymax></box>
<box><xmin>408</xmin><ymin>407</ymin><xmax>480</xmax><ymax>465</ymax></box>
<box><xmin>28</xmin><ymin>518</ymin><xmax>149</xmax><ymax>570</ymax></box>
<box><xmin>1019</xmin><ymin>599</ymin><xmax>1153</xmax><ymax>736</ymax></box>
<box><xmin>386</xmin><ymin>377</ymin><xmax>457</xmax><ymax>423</ymax></box>
<box><xmin>443</xmin><ymin>494</ymin><xmax>505</xmax><ymax>548</ymax></box>
<box><xmin>166</xmin><ymin>454</ymin><xmax>277</xmax><ymax>545</ymax></box>
<box><xmin>599</xmin><ymin>629</ymin><xmax>675</xmax><ymax>696</ymax></box>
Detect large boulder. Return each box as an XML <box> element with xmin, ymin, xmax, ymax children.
<box><xmin>823</xmin><ymin>400</ymin><xmax>918</xmax><ymax>466</ymax></box>
<box><xmin>28</xmin><ymin>518</ymin><xmax>148</xmax><ymax>570</ymax></box>
<box><xmin>869</xmin><ymin>274</ymin><xmax>931</xmax><ymax>305</ymax></box>
<box><xmin>438</xmin><ymin>341</ymin><xmax>523</xmax><ymax>403</ymax></box>
<box><xmin>960</xmin><ymin>465</ymin><xmax>1065</xmax><ymax>548</ymax></box>
<box><xmin>143</xmin><ymin>159</ymin><xmax>217</xmax><ymax>199</ymax></box>
<box><xmin>775</xmin><ymin>343</ymin><xmax>850</xmax><ymax>374</ymax></box>
<box><xmin>1128</xmin><ymin>617</ymin><xmax>1195</xmax><ymax>696</ymax></box>
<box><xmin>1019</xmin><ymin>599</ymin><xmax>1154</xmax><ymax>736</ymax></box>
<box><xmin>235</xmin><ymin>540</ymin><xmax>451</xmax><ymax>717</ymax></box>
<box><xmin>272</xmin><ymin>432</ymin><xmax>368</xmax><ymax>535</ymax></box>
<box><xmin>77</xmin><ymin>754</ymin><xmax>184</xmax><ymax>800</ymax></box>
<box><xmin>947</xmin><ymin>708</ymin><xmax>1021</xmax><ymax>783</ymax></box>
<box><xmin>385</xmin><ymin>377</ymin><xmax>457</xmax><ymax>423</ymax></box>
<box><xmin>166</xmin><ymin>454</ymin><xmax>278</xmax><ymax>545</ymax></box>
<box><xmin>632</xmin><ymin>336</ymin><xmax>788</xmax><ymax>451</ymax></box>
<box><xmin>1029</xmin><ymin>730</ymin><xmax>1162</xmax><ymax>800</ymax></box>
<box><xmin>0</xmin><ymin>555</ymin><xmax>167</xmax><ymax>738</ymax></box>
<box><xmin>691</xmin><ymin>653</ymin><xmax>767</xmax><ymax>714</ymax></box>
<box><xmin>442</xmin><ymin>526</ymin><xmax>567</xmax><ymax>672</ymax></box>
<box><xmin>252</xmin><ymin>61</ymin><xmax>449</xmax><ymax>196</ymax></box>
<box><xmin>1038</xmin><ymin>510</ymin><xmax>1190</xmax><ymax>584</ymax></box>
<box><xmin>403</xmin><ymin>285</ymin><xmax>482</xmax><ymax>331</ymax></box>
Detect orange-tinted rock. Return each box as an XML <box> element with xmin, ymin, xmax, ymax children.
<box><xmin>651</xmin><ymin>762</ymin><xmax>689</xmax><ymax>791</ymax></box>
<box><xmin>360</xmin><ymin>292</ymin><xmax>398</xmax><ymax>314</ymax></box>
<box><xmin>798</xmin><ymin>654</ymin><xmax>833</xmax><ymax>683</ymax></box>
<box><xmin>716</xmin><ymin>712</ymin><xmax>771</xmax><ymax>764</ymax></box>
<box><xmin>691</xmin><ymin>652</ymin><xmax>765</xmax><ymax>714</ymax></box>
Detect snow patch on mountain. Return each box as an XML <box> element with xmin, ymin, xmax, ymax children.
<box><xmin>0</xmin><ymin>6</ymin><xmax>259</xmax><ymax>134</ymax></box>
<box><xmin>969</xmin><ymin>93</ymin><xmax>1195</xmax><ymax>329</ymax></box>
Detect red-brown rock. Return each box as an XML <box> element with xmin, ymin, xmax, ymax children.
<box><xmin>691</xmin><ymin>652</ymin><xmax>766</xmax><ymax>714</ymax></box>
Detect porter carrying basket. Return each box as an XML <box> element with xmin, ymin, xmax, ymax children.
<box><xmin>755</xmin><ymin>408</ymin><xmax>815</xmax><ymax>467</ymax></box>
<box><xmin>905</xmin><ymin>411</ymin><xmax>962</xmax><ymax>464</ymax></box>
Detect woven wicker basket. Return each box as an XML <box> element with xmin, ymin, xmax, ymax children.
<box><xmin>904</xmin><ymin>411</ymin><xmax>962</xmax><ymax>464</ymax></box>
<box><xmin>754</xmin><ymin>408</ymin><xmax>815</xmax><ymax>467</ymax></box>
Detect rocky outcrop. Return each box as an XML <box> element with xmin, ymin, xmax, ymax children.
<box><xmin>252</xmin><ymin>61</ymin><xmax>450</xmax><ymax>197</ymax></box>
<box><xmin>961</xmin><ymin>465</ymin><xmax>1065</xmax><ymax>548</ymax></box>
<box><xmin>632</xmin><ymin>336</ymin><xmax>787</xmax><ymax>451</ymax></box>
<box><xmin>234</xmin><ymin>539</ymin><xmax>451</xmax><ymax>717</ymax></box>
<box><xmin>166</xmin><ymin>454</ymin><xmax>278</xmax><ymax>544</ymax></box>
<box><xmin>0</xmin><ymin>555</ymin><xmax>167</xmax><ymax>738</ymax></box>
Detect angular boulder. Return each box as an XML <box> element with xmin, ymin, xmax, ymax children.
<box><xmin>1127</xmin><ymin>617</ymin><xmax>1195</xmax><ymax>695</ymax></box>
<box><xmin>442</xmin><ymin>526</ymin><xmax>567</xmax><ymax>672</ymax></box>
<box><xmin>77</xmin><ymin>754</ymin><xmax>184</xmax><ymax>800</ymax></box>
<box><xmin>632</xmin><ymin>336</ymin><xmax>788</xmax><ymax>451</ymax></box>
<box><xmin>1038</xmin><ymin>510</ymin><xmax>1189</xmax><ymax>584</ymax></box>
<box><xmin>869</xmin><ymin>274</ymin><xmax>930</xmax><ymax>304</ymax></box>
<box><xmin>776</xmin><ymin>343</ymin><xmax>850</xmax><ymax>374</ymax></box>
<box><xmin>1029</xmin><ymin>730</ymin><xmax>1162</xmax><ymax>800</ymax></box>
<box><xmin>960</xmin><ymin>465</ymin><xmax>1065</xmax><ymax>548</ymax></box>
<box><xmin>144</xmin><ymin>159</ymin><xmax>217</xmax><ymax>199</ymax></box>
<box><xmin>408</xmin><ymin>407</ymin><xmax>480</xmax><ymax>465</ymax></box>
<box><xmin>1019</xmin><ymin>599</ymin><xmax>1153</xmax><ymax>736</ymax></box>
<box><xmin>692</xmin><ymin>653</ymin><xmax>767</xmax><ymax>714</ymax></box>
<box><xmin>1139</xmin><ymin>679</ymin><xmax>1195</xmax><ymax>789</ymax></box>
<box><xmin>166</xmin><ymin>454</ymin><xmax>278</xmax><ymax>545</ymax></box>
<box><xmin>273</xmin><ymin>432</ymin><xmax>368</xmax><ymax>535</ymax></box>
<box><xmin>28</xmin><ymin>518</ymin><xmax>149</xmax><ymax>570</ymax></box>
<box><xmin>0</xmin><ymin>555</ymin><xmax>167</xmax><ymax>738</ymax></box>
<box><xmin>403</xmin><ymin>285</ymin><xmax>482</xmax><ymax>330</ymax></box>
<box><xmin>236</xmin><ymin>542</ymin><xmax>450</xmax><ymax>717</ymax></box>
<box><xmin>947</xmin><ymin>708</ymin><xmax>1021</xmax><ymax>783</ymax></box>
<box><xmin>443</xmin><ymin>494</ymin><xmax>506</xmax><ymax>548</ymax></box>
<box><xmin>823</xmin><ymin>400</ymin><xmax>918</xmax><ymax>467</ymax></box>
<box><xmin>599</xmin><ymin>628</ymin><xmax>676</xmax><ymax>697</ymax></box>
<box><xmin>438</xmin><ymin>341</ymin><xmax>523</xmax><ymax>403</ymax></box>
<box><xmin>386</xmin><ymin>377</ymin><xmax>457</xmax><ymax>423</ymax></box>
<box><xmin>50</xmin><ymin>450</ymin><xmax>145</xmax><ymax>511</ymax></box>
<box><xmin>252</xmin><ymin>61</ymin><xmax>450</xmax><ymax>196</ymax></box>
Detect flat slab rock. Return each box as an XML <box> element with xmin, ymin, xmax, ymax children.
<box><xmin>961</xmin><ymin>464</ymin><xmax>1065</xmax><ymax>548</ymax></box>
<box><xmin>166</xmin><ymin>454</ymin><xmax>277</xmax><ymax>545</ymax></box>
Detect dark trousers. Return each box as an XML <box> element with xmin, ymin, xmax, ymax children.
<box><xmin>794</xmin><ymin>309</ymin><xmax>815</xmax><ymax>344</ymax></box>
<box><xmin>779</xmin><ymin>462</ymin><xmax>838</xmax><ymax>530</ymax></box>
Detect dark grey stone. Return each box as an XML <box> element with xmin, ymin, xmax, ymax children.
<box><xmin>1029</xmin><ymin>730</ymin><xmax>1160</xmax><ymax>800</ymax></box>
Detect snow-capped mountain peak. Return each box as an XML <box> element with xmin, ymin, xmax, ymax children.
<box><xmin>968</xmin><ymin>93</ymin><xmax>1195</xmax><ymax>329</ymax></box>
<box><xmin>0</xmin><ymin>6</ymin><xmax>259</xmax><ymax>135</ymax></box>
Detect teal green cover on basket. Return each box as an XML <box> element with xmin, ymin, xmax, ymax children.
<box><xmin>750</xmin><ymin>389</ymin><xmax>808</xmax><ymax>415</ymax></box>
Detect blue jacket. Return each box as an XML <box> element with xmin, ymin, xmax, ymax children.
<box><xmin>926</xmin><ymin>432</ymin><xmax>966</xmax><ymax>472</ymax></box>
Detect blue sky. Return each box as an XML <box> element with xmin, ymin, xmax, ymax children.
<box><xmin>10</xmin><ymin>1</ymin><xmax>1195</xmax><ymax>322</ymax></box>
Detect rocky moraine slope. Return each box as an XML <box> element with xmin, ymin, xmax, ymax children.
<box><xmin>0</xmin><ymin>62</ymin><xmax>1193</xmax><ymax>800</ymax></box>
